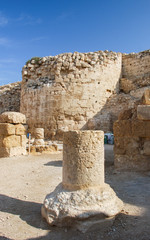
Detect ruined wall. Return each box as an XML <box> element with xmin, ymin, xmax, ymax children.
<box><xmin>0</xmin><ymin>82</ymin><xmax>21</xmax><ymax>114</ymax></box>
<box><xmin>113</xmin><ymin>90</ymin><xmax>150</xmax><ymax>171</ymax></box>
<box><xmin>20</xmin><ymin>51</ymin><xmax>122</xmax><ymax>139</ymax></box>
<box><xmin>100</xmin><ymin>50</ymin><xmax>150</xmax><ymax>131</ymax></box>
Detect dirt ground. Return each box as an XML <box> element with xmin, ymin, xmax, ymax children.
<box><xmin>1</xmin><ymin>145</ymin><xmax>150</xmax><ymax>240</ymax></box>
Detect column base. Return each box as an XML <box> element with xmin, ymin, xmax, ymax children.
<box><xmin>41</xmin><ymin>183</ymin><xmax>123</xmax><ymax>231</ymax></box>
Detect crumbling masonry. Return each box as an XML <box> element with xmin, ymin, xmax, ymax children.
<box><xmin>19</xmin><ymin>50</ymin><xmax>150</xmax><ymax>140</ymax></box>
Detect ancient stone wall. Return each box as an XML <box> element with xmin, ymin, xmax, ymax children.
<box><xmin>0</xmin><ymin>82</ymin><xmax>21</xmax><ymax>114</ymax></box>
<box><xmin>1</xmin><ymin>50</ymin><xmax>150</xmax><ymax>140</ymax></box>
<box><xmin>20</xmin><ymin>51</ymin><xmax>122</xmax><ymax>139</ymax></box>
<box><xmin>100</xmin><ymin>50</ymin><xmax>150</xmax><ymax>132</ymax></box>
<box><xmin>113</xmin><ymin>90</ymin><xmax>150</xmax><ymax>171</ymax></box>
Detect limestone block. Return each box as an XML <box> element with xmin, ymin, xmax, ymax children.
<box><xmin>132</xmin><ymin>120</ymin><xmax>150</xmax><ymax>137</ymax></box>
<box><xmin>143</xmin><ymin>141</ymin><xmax>150</xmax><ymax>155</ymax></box>
<box><xmin>114</xmin><ymin>154</ymin><xmax>150</xmax><ymax>171</ymax></box>
<box><xmin>113</xmin><ymin>120</ymin><xmax>132</xmax><ymax>137</ymax></box>
<box><xmin>0</xmin><ymin>147</ymin><xmax>10</xmax><ymax>158</ymax></box>
<box><xmin>9</xmin><ymin>147</ymin><xmax>27</xmax><ymax>157</ymax></box>
<box><xmin>0</xmin><ymin>123</ymin><xmax>15</xmax><ymax>135</ymax></box>
<box><xmin>34</xmin><ymin>128</ymin><xmax>44</xmax><ymax>139</ymax></box>
<box><xmin>0</xmin><ymin>136</ymin><xmax>3</xmax><ymax>147</ymax></box>
<box><xmin>20</xmin><ymin>135</ymin><xmax>27</xmax><ymax>147</ymax></box>
<box><xmin>3</xmin><ymin>135</ymin><xmax>21</xmax><ymax>148</ymax></box>
<box><xmin>142</xmin><ymin>89</ymin><xmax>150</xmax><ymax>105</ymax></box>
<box><xmin>114</xmin><ymin>137</ymin><xmax>140</xmax><ymax>156</ymax></box>
<box><xmin>15</xmin><ymin>124</ymin><xmax>26</xmax><ymax>135</ymax></box>
<box><xmin>120</xmin><ymin>78</ymin><xmax>135</xmax><ymax>93</ymax></box>
<box><xmin>0</xmin><ymin>112</ymin><xmax>26</xmax><ymax>124</ymax></box>
<box><xmin>137</xmin><ymin>105</ymin><xmax>150</xmax><ymax>120</ymax></box>
<box><xmin>33</xmin><ymin>139</ymin><xmax>45</xmax><ymax>145</ymax></box>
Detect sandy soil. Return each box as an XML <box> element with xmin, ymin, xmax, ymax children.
<box><xmin>0</xmin><ymin>145</ymin><xmax>150</xmax><ymax>240</ymax></box>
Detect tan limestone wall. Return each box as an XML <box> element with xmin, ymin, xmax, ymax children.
<box><xmin>20</xmin><ymin>51</ymin><xmax>122</xmax><ymax>139</ymax></box>
<box><xmin>113</xmin><ymin>90</ymin><xmax>150</xmax><ymax>171</ymax></box>
<box><xmin>99</xmin><ymin>50</ymin><xmax>150</xmax><ymax>131</ymax></box>
<box><xmin>121</xmin><ymin>50</ymin><xmax>150</xmax><ymax>93</ymax></box>
<box><xmin>0</xmin><ymin>82</ymin><xmax>21</xmax><ymax>114</ymax></box>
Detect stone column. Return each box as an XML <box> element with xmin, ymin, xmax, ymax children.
<box><xmin>63</xmin><ymin>130</ymin><xmax>104</xmax><ymax>190</ymax></box>
<box><xmin>33</xmin><ymin>128</ymin><xmax>45</xmax><ymax>145</ymax></box>
<box><xmin>41</xmin><ymin>130</ymin><xmax>123</xmax><ymax>231</ymax></box>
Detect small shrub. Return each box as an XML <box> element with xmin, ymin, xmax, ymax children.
<box><xmin>26</xmin><ymin>57</ymin><xmax>41</xmax><ymax>65</ymax></box>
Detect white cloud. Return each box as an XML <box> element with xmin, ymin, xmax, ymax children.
<box><xmin>0</xmin><ymin>13</ymin><xmax>8</xmax><ymax>26</ymax></box>
<box><xmin>0</xmin><ymin>38</ymin><xmax>9</xmax><ymax>46</ymax></box>
<box><xmin>30</xmin><ymin>36</ymin><xmax>46</xmax><ymax>42</ymax></box>
<box><xmin>15</xmin><ymin>14</ymin><xmax>42</xmax><ymax>25</ymax></box>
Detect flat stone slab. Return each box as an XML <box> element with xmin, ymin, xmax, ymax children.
<box><xmin>41</xmin><ymin>183</ymin><xmax>123</xmax><ymax>230</ymax></box>
<box><xmin>137</xmin><ymin>105</ymin><xmax>150</xmax><ymax>120</ymax></box>
<box><xmin>0</xmin><ymin>112</ymin><xmax>26</xmax><ymax>124</ymax></box>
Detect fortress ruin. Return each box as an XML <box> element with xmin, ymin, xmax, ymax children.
<box><xmin>1</xmin><ymin>49</ymin><xmax>150</xmax><ymax>141</ymax></box>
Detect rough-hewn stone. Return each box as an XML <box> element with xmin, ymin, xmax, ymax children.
<box><xmin>0</xmin><ymin>123</ymin><xmax>15</xmax><ymax>135</ymax></box>
<box><xmin>137</xmin><ymin>105</ymin><xmax>150</xmax><ymax>120</ymax></box>
<box><xmin>114</xmin><ymin>92</ymin><xmax>150</xmax><ymax>170</ymax></box>
<box><xmin>0</xmin><ymin>112</ymin><xmax>27</xmax><ymax>158</ymax></box>
<box><xmin>0</xmin><ymin>82</ymin><xmax>21</xmax><ymax>114</ymax></box>
<box><xmin>0</xmin><ymin>112</ymin><xmax>26</xmax><ymax>124</ymax></box>
<box><xmin>142</xmin><ymin>89</ymin><xmax>150</xmax><ymax>105</ymax></box>
<box><xmin>33</xmin><ymin>128</ymin><xmax>44</xmax><ymax>139</ymax></box>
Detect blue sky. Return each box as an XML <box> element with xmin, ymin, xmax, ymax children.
<box><xmin>0</xmin><ymin>0</ymin><xmax>150</xmax><ymax>86</ymax></box>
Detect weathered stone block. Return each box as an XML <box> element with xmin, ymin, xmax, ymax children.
<box><xmin>0</xmin><ymin>123</ymin><xmax>15</xmax><ymax>135</ymax></box>
<box><xmin>137</xmin><ymin>105</ymin><xmax>150</xmax><ymax>120</ymax></box>
<box><xmin>132</xmin><ymin>120</ymin><xmax>150</xmax><ymax>137</ymax></box>
<box><xmin>3</xmin><ymin>135</ymin><xmax>21</xmax><ymax>148</ymax></box>
<box><xmin>15</xmin><ymin>124</ymin><xmax>26</xmax><ymax>135</ymax></box>
<box><xmin>113</xmin><ymin>120</ymin><xmax>132</xmax><ymax>137</ymax></box>
<box><xmin>0</xmin><ymin>136</ymin><xmax>3</xmax><ymax>147</ymax></box>
<box><xmin>20</xmin><ymin>135</ymin><xmax>27</xmax><ymax>147</ymax></box>
<box><xmin>0</xmin><ymin>112</ymin><xmax>26</xmax><ymax>124</ymax></box>
<box><xmin>0</xmin><ymin>147</ymin><xmax>10</xmax><ymax>158</ymax></box>
<box><xmin>114</xmin><ymin>154</ymin><xmax>150</xmax><ymax>171</ymax></box>
<box><xmin>33</xmin><ymin>139</ymin><xmax>45</xmax><ymax>145</ymax></box>
<box><xmin>114</xmin><ymin>137</ymin><xmax>140</xmax><ymax>156</ymax></box>
<box><xmin>120</xmin><ymin>78</ymin><xmax>135</xmax><ymax>93</ymax></box>
<box><xmin>142</xmin><ymin>89</ymin><xmax>150</xmax><ymax>105</ymax></box>
<box><xmin>9</xmin><ymin>147</ymin><xmax>27</xmax><ymax>157</ymax></box>
<box><xmin>33</xmin><ymin>128</ymin><xmax>44</xmax><ymax>139</ymax></box>
<box><xmin>143</xmin><ymin>141</ymin><xmax>150</xmax><ymax>155</ymax></box>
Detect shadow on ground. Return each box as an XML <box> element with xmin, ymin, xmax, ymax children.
<box><xmin>0</xmin><ymin>194</ymin><xmax>49</xmax><ymax>230</ymax></box>
<box><xmin>44</xmin><ymin>160</ymin><xmax>62</xmax><ymax>167</ymax></box>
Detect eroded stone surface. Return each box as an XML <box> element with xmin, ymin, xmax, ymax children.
<box><xmin>41</xmin><ymin>183</ymin><xmax>123</xmax><ymax>229</ymax></box>
<box><xmin>0</xmin><ymin>112</ymin><xmax>26</xmax><ymax>124</ymax></box>
<box><xmin>33</xmin><ymin>128</ymin><xmax>44</xmax><ymax>139</ymax></box>
<box><xmin>114</xmin><ymin>91</ymin><xmax>150</xmax><ymax>170</ymax></box>
<box><xmin>0</xmin><ymin>112</ymin><xmax>27</xmax><ymax>158</ymax></box>
<box><xmin>137</xmin><ymin>105</ymin><xmax>150</xmax><ymax>120</ymax></box>
<box><xmin>63</xmin><ymin>130</ymin><xmax>104</xmax><ymax>190</ymax></box>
